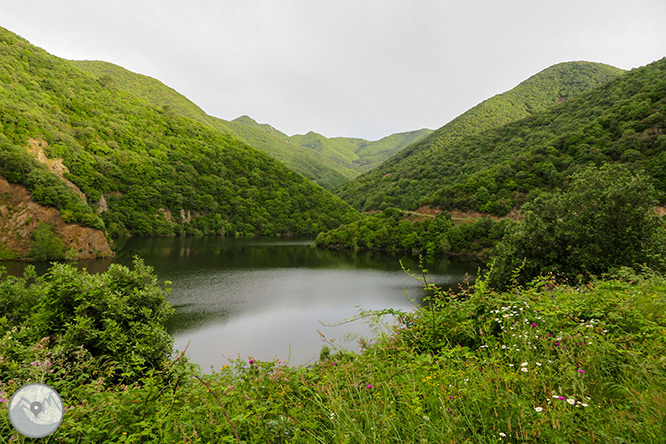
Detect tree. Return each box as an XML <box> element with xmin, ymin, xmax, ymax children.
<box><xmin>28</xmin><ymin>223</ymin><xmax>65</xmax><ymax>261</ymax></box>
<box><xmin>487</xmin><ymin>165</ymin><xmax>666</xmax><ymax>290</ymax></box>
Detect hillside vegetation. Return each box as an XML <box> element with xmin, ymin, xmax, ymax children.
<box><xmin>73</xmin><ymin>61</ymin><xmax>431</xmax><ymax>189</ymax></box>
<box><xmin>421</xmin><ymin>58</ymin><xmax>666</xmax><ymax>215</ymax></box>
<box><xmin>0</xmin><ymin>27</ymin><xmax>359</xmax><ymax>241</ymax></box>
<box><xmin>73</xmin><ymin>61</ymin><xmax>355</xmax><ymax>190</ymax></box>
<box><xmin>288</xmin><ymin>128</ymin><xmax>433</xmax><ymax>174</ymax></box>
<box><xmin>337</xmin><ymin>61</ymin><xmax>626</xmax><ymax>211</ymax></box>
<box><xmin>1</xmin><ymin>259</ymin><xmax>664</xmax><ymax>442</ymax></box>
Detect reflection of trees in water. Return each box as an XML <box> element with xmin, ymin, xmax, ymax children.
<box><xmin>165</xmin><ymin>307</ymin><xmax>230</xmax><ymax>334</ymax></box>
<box><xmin>5</xmin><ymin>238</ymin><xmax>482</xmax><ymax>293</ymax></box>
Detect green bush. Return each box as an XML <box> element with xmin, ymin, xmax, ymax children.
<box><xmin>28</xmin><ymin>222</ymin><xmax>64</xmax><ymax>261</ymax></box>
<box><xmin>487</xmin><ymin>165</ymin><xmax>666</xmax><ymax>290</ymax></box>
<box><xmin>0</xmin><ymin>257</ymin><xmax>174</xmax><ymax>383</ymax></box>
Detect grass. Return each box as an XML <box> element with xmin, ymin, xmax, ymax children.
<box><xmin>1</xmin><ymin>269</ymin><xmax>665</xmax><ymax>442</ymax></box>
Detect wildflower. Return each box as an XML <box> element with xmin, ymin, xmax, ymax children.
<box><xmin>531</xmin><ymin>323</ymin><xmax>537</xmax><ymax>328</ymax></box>
<box><xmin>558</xmin><ymin>396</ymin><xmax>566</xmax><ymax>401</ymax></box>
<box><xmin>499</xmin><ymin>432</ymin><xmax>506</xmax><ymax>437</ymax></box>
<box><xmin>249</xmin><ymin>359</ymin><xmax>255</xmax><ymax>365</ymax></box>
<box><xmin>520</xmin><ymin>362</ymin><xmax>528</xmax><ymax>367</ymax></box>
<box><xmin>0</xmin><ymin>398</ymin><xmax>8</xmax><ymax>403</ymax></box>
<box><xmin>578</xmin><ymin>369</ymin><xmax>585</xmax><ymax>374</ymax></box>
<box><xmin>449</xmin><ymin>395</ymin><xmax>453</xmax><ymax>400</ymax></box>
<box><xmin>365</xmin><ymin>384</ymin><xmax>373</xmax><ymax>389</ymax></box>
<box><xmin>536</xmin><ymin>362</ymin><xmax>542</xmax><ymax>366</ymax></box>
<box><xmin>534</xmin><ymin>407</ymin><xmax>543</xmax><ymax>412</ymax></box>
<box><xmin>581</xmin><ymin>403</ymin><xmax>589</xmax><ymax>407</ymax></box>
<box><xmin>520</xmin><ymin>368</ymin><xmax>528</xmax><ymax>373</ymax></box>
<box><xmin>567</xmin><ymin>398</ymin><xmax>576</xmax><ymax>405</ymax></box>
<box><xmin>554</xmin><ymin>342</ymin><xmax>560</xmax><ymax>346</ymax></box>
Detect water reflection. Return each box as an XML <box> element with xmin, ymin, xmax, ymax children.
<box><xmin>3</xmin><ymin>237</ymin><xmax>482</xmax><ymax>370</ymax></box>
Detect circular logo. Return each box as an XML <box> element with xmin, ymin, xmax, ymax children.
<box><xmin>8</xmin><ymin>383</ymin><xmax>64</xmax><ymax>438</ymax></box>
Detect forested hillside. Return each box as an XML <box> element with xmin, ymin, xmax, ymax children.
<box><xmin>0</xmin><ymin>27</ymin><xmax>359</xmax><ymax>243</ymax></box>
<box><xmin>288</xmin><ymin>128</ymin><xmax>432</xmax><ymax>174</ymax></box>
<box><xmin>73</xmin><ymin>61</ymin><xmax>355</xmax><ymax>189</ymax></box>
<box><xmin>337</xmin><ymin>61</ymin><xmax>626</xmax><ymax>210</ymax></box>
<box><xmin>224</xmin><ymin>116</ymin><xmax>355</xmax><ymax>188</ymax></box>
<box><xmin>423</xmin><ymin>58</ymin><xmax>666</xmax><ymax>215</ymax></box>
<box><xmin>73</xmin><ymin>61</ymin><xmax>431</xmax><ymax>189</ymax></box>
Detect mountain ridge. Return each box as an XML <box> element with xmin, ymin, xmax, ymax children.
<box><xmin>336</xmin><ymin>61</ymin><xmax>626</xmax><ymax>210</ymax></box>
<box><xmin>0</xmin><ymin>25</ymin><xmax>360</xmax><ymax>260</ymax></box>
<box><xmin>72</xmin><ymin>61</ymin><xmax>431</xmax><ymax>188</ymax></box>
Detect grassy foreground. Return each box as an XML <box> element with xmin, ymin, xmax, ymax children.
<box><xmin>1</xmin><ymin>267</ymin><xmax>665</xmax><ymax>443</ymax></box>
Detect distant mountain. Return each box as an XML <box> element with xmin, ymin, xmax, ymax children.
<box><xmin>0</xmin><ymin>26</ymin><xmax>359</xmax><ymax>259</ymax></box>
<box><xmin>288</xmin><ymin>128</ymin><xmax>433</xmax><ymax>174</ymax></box>
<box><xmin>422</xmin><ymin>58</ymin><xmax>666</xmax><ymax>215</ymax></box>
<box><xmin>337</xmin><ymin>61</ymin><xmax>626</xmax><ymax>210</ymax></box>
<box><xmin>73</xmin><ymin>61</ymin><xmax>354</xmax><ymax>189</ymax></box>
<box><xmin>224</xmin><ymin>116</ymin><xmax>356</xmax><ymax>188</ymax></box>
<box><xmin>74</xmin><ymin>60</ymin><xmax>432</xmax><ymax>188</ymax></box>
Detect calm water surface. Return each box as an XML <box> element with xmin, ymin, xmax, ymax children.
<box><xmin>6</xmin><ymin>237</ymin><xmax>482</xmax><ymax>371</ymax></box>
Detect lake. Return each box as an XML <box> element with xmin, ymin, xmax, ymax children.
<box><xmin>5</xmin><ymin>237</ymin><xmax>483</xmax><ymax>371</ymax></box>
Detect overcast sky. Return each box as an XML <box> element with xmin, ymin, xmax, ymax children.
<box><xmin>1</xmin><ymin>0</ymin><xmax>665</xmax><ymax>140</ymax></box>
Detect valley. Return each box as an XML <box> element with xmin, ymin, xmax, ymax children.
<box><xmin>0</xmin><ymin>22</ymin><xmax>665</xmax><ymax>443</ymax></box>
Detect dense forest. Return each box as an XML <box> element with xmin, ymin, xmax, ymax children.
<box><xmin>320</xmin><ymin>59</ymin><xmax>666</xmax><ymax>263</ymax></box>
<box><xmin>316</xmin><ymin>208</ymin><xmax>507</xmax><ymax>258</ymax></box>
<box><xmin>0</xmin><ymin>22</ymin><xmax>665</xmax><ymax>443</ymax></box>
<box><xmin>0</xmin><ymin>27</ymin><xmax>359</xmax><ymax>241</ymax></box>
<box><xmin>71</xmin><ymin>60</ymin><xmax>358</xmax><ymax>190</ymax></box>
<box><xmin>72</xmin><ymin>61</ymin><xmax>431</xmax><ymax>190</ymax></box>
<box><xmin>336</xmin><ymin>61</ymin><xmax>626</xmax><ymax>211</ymax></box>
<box><xmin>422</xmin><ymin>58</ymin><xmax>666</xmax><ymax>215</ymax></box>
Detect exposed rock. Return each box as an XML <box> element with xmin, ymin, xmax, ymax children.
<box><xmin>0</xmin><ymin>176</ymin><xmax>114</xmax><ymax>260</ymax></box>
<box><xmin>25</xmin><ymin>138</ymin><xmax>88</xmax><ymax>203</ymax></box>
<box><xmin>95</xmin><ymin>195</ymin><xmax>109</xmax><ymax>215</ymax></box>
<box><xmin>180</xmin><ymin>208</ymin><xmax>197</xmax><ymax>223</ymax></box>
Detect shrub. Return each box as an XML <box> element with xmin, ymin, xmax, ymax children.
<box><xmin>488</xmin><ymin>165</ymin><xmax>666</xmax><ymax>290</ymax></box>
<box><xmin>28</xmin><ymin>222</ymin><xmax>65</xmax><ymax>261</ymax></box>
<box><xmin>0</xmin><ymin>257</ymin><xmax>174</xmax><ymax>383</ymax></box>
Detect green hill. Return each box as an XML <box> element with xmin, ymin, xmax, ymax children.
<box><xmin>423</xmin><ymin>58</ymin><xmax>666</xmax><ymax>215</ymax></box>
<box><xmin>224</xmin><ymin>116</ymin><xmax>356</xmax><ymax>188</ymax></box>
<box><xmin>73</xmin><ymin>60</ymin><xmax>432</xmax><ymax>188</ymax></box>
<box><xmin>72</xmin><ymin>60</ymin><xmax>219</xmax><ymax>127</ymax></box>
<box><xmin>72</xmin><ymin>61</ymin><xmax>356</xmax><ymax>189</ymax></box>
<box><xmin>351</xmin><ymin>129</ymin><xmax>433</xmax><ymax>169</ymax></box>
<box><xmin>288</xmin><ymin>128</ymin><xmax>433</xmax><ymax>174</ymax></box>
<box><xmin>0</xmin><ymin>26</ymin><xmax>359</xmax><ymax>241</ymax></box>
<box><xmin>337</xmin><ymin>61</ymin><xmax>626</xmax><ymax>210</ymax></box>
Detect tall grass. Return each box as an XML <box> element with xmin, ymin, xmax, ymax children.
<box><xmin>2</xmin><ymin>269</ymin><xmax>665</xmax><ymax>442</ymax></box>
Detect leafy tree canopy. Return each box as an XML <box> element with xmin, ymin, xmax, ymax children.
<box><xmin>487</xmin><ymin>165</ymin><xmax>666</xmax><ymax>290</ymax></box>
<box><xmin>0</xmin><ymin>26</ymin><xmax>359</xmax><ymax>237</ymax></box>
<box><xmin>337</xmin><ymin>61</ymin><xmax>626</xmax><ymax>211</ymax></box>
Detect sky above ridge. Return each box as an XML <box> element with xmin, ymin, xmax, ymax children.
<box><xmin>1</xmin><ymin>0</ymin><xmax>664</xmax><ymax>140</ymax></box>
